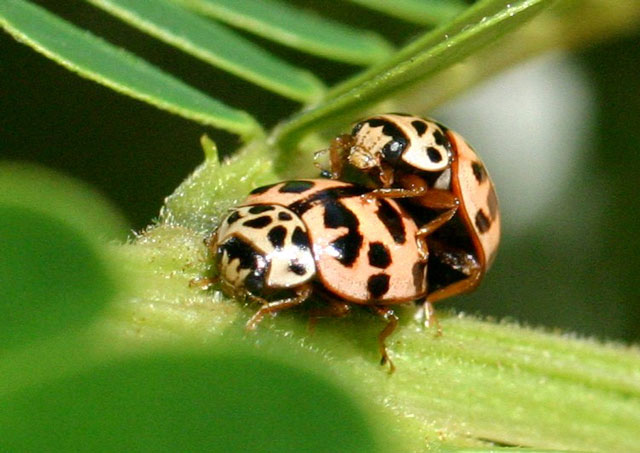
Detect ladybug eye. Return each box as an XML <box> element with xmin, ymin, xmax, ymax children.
<box><xmin>351</xmin><ymin>121</ymin><xmax>365</xmax><ymax>135</ymax></box>
<box><xmin>381</xmin><ymin>137</ymin><xmax>407</xmax><ymax>166</ymax></box>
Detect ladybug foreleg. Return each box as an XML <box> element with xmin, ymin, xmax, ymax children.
<box><xmin>362</xmin><ymin>185</ymin><xmax>427</xmax><ymax>200</ymax></box>
<box><xmin>245</xmin><ymin>284</ymin><xmax>312</xmax><ymax>331</ymax></box>
<box><xmin>189</xmin><ymin>276</ymin><xmax>219</xmax><ymax>290</ymax></box>
<box><xmin>361</xmin><ymin>173</ymin><xmax>429</xmax><ymax>200</ymax></box>
<box><xmin>370</xmin><ymin>305</ymin><xmax>398</xmax><ymax>374</ymax></box>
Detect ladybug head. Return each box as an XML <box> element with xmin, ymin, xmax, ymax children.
<box><xmin>349</xmin><ymin>114</ymin><xmax>452</xmax><ymax>175</ymax></box>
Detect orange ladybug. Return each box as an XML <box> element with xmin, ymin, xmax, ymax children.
<box><xmin>208</xmin><ymin>179</ymin><xmax>429</xmax><ymax>371</ymax></box>
<box><xmin>326</xmin><ymin>114</ymin><xmax>501</xmax><ymax>321</ymax></box>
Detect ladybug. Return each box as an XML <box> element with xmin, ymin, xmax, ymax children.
<box><xmin>207</xmin><ymin>179</ymin><xmax>429</xmax><ymax>371</ymax></box>
<box><xmin>325</xmin><ymin>113</ymin><xmax>500</xmax><ymax>318</ymax></box>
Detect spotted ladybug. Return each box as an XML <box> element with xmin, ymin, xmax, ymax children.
<box><xmin>326</xmin><ymin>113</ymin><xmax>500</xmax><ymax>315</ymax></box>
<box><xmin>207</xmin><ymin>179</ymin><xmax>429</xmax><ymax>371</ymax></box>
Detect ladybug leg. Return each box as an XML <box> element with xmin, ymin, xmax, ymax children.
<box><xmin>204</xmin><ymin>228</ymin><xmax>218</xmax><ymax>250</ymax></box>
<box><xmin>326</xmin><ymin>134</ymin><xmax>353</xmax><ymax>180</ymax></box>
<box><xmin>422</xmin><ymin>239</ymin><xmax>484</xmax><ymax>311</ymax></box>
<box><xmin>363</xmin><ymin>185</ymin><xmax>427</xmax><ymax>200</ymax></box>
<box><xmin>412</xmin><ymin>188</ymin><xmax>460</xmax><ymax>244</ymax></box>
<box><xmin>189</xmin><ymin>276</ymin><xmax>218</xmax><ymax>290</ymax></box>
<box><xmin>370</xmin><ymin>305</ymin><xmax>398</xmax><ymax>374</ymax></box>
<box><xmin>414</xmin><ymin>301</ymin><xmax>442</xmax><ymax>336</ymax></box>
<box><xmin>426</xmin><ymin>262</ymin><xmax>483</xmax><ymax>305</ymax></box>
<box><xmin>308</xmin><ymin>299</ymin><xmax>352</xmax><ymax>333</ymax></box>
<box><xmin>362</xmin><ymin>172</ymin><xmax>427</xmax><ymax>200</ymax></box>
<box><xmin>416</xmin><ymin>206</ymin><xmax>458</xmax><ymax>239</ymax></box>
<box><xmin>245</xmin><ymin>284</ymin><xmax>312</xmax><ymax>331</ymax></box>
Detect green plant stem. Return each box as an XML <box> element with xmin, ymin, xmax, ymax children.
<box><xmin>393</xmin><ymin>0</ymin><xmax>640</xmax><ymax>115</ymax></box>
<box><xmin>102</xmin><ymin>221</ymin><xmax>640</xmax><ymax>452</ymax></box>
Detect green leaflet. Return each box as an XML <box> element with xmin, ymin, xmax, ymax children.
<box><xmin>173</xmin><ymin>0</ymin><xmax>394</xmax><ymax>65</ymax></box>
<box><xmin>0</xmin><ymin>0</ymin><xmax>262</xmax><ymax>139</ymax></box>
<box><xmin>344</xmin><ymin>0</ymin><xmax>467</xmax><ymax>25</ymax></box>
<box><xmin>85</xmin><ymin>0</ymin><xmax>325</xmax><ymax>102</ymax></box>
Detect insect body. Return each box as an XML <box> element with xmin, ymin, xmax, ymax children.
<box><xmin>327</xmin><ymin>113</ymin><xmax>500</xmax><ymax>308</ymax></box>
<box><xmin>208</xmin><ymin>179</ymin><xmax>428</xmax><ymax>370</ymax></box>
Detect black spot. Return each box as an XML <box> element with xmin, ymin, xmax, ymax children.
<box><xmin>267</xmin><ymin>225</ymin><xmax>286</xmax><ymax>249</ymax></box>
<box><xmin>330</xmin><ymin>234</ymin><xmax>363</xmax><ymax>267</ymax></box>
<box><xmin>376</xmin><ymin>199</ymin><xmax>406</xmax><ymax>244</ymax></box>
<box><xmin>475</xmin><ymin>210</ymin><xmax>491</xmax><ymax>234</ymax></box>
<box><xmin>218</xmin><ymin>237</ymin><xmax>267</xmax><ymax>294</ymax></box>
<box><xmin>367</xmin><ymin>274</ymin><xmax>390</xmax><ymax>299</ymax></box>
<box><xmin>291</xmin><ymin>226</ymin><xmax>310</xmax><ymax>250</ymax></box>
<box><xmin>250</xmin><ymin>183</ymin><xmax>276</xmax><ymax>195</ymax></box>
<box><xmin>288</xmin><ymin>185</ymin><xmax>367</xmax><ymax>215</ymax></box>
<box><xmin>381</xmin><ymin>137</ymin><xmax>407</xmax><ymax>166</ymax></box>
<box><xmin>226</xmin><ymin>210</ymin><xmax>241</xmax><ymax>225</ymax></box>
<box><xmin>365</xmin><ymin>118</ymin><xmax>387</xmax><ymax>129</ymax></box>
<box><xmin>323</xmin><ymin>201</ymin><xmax>362</xmax><ymax>266</ymax></box>
<box><xmin>278</xmin><ymin>211</ymin><xmax>293</xmax><ymax>221</ymax></box>
<box><xmin>412</xmin><ymin>261</ymin><xmax>426</xmax><ymax>293</ymax></box>
<box><xmin>366</xmin><ymin>118</ymin><xmax>407</xmax><ymax>139</ymax></box>
<box><xmin>433</xmin><ymin>129</ymin><xmax>446</xmax><ymax>146</ymax></box>
<box><xmin>411</xmin><ymin>120</ymin><xmax>428</xmax><ymax>136</ymax></box>
<box><xmin>218</xmin><ymin>236</ymin><xmax>259</xmax><ymax>271</ymax></box>
<box><xmin>368</xmin><ymin>242</ymin><xmax>391</xmax><ymax>268</ymax></box>
<box><xmin>279</xmin><ymin>180</ymin><xmax>315</xmax><ymax>193</ymax></box>
<box><xmin>487</xmin><ymin>187</ymin><xmax>499</xmax><ymax>219</ymax></box>
<box><xmin>324</xmin><ymin>200</ymin><xmax>354</xmax><ymax>229</ymax></box>
<box><xmin>248</xmin><ymin>205</ymin><xmax>275</xmax><ymax>214</ymax></box>
<box><xmin>426</xmin><ymin>146</ymin><xmax>443</xmax><ymax>163</ymax></box>
<box><xmin>471</xmin><ymin>161</ymin><xmax>487</xmax><ymax>183</ymax></box>
<box><xmin>288</xmin><ymin>260</ymin><xmax>307</xmax><ymax>276</ymax></box>
<box><xmin>243</xmin><ymin>216</ymin><xmax>272</xmax><ymax>229</ymax></box>
<box><xmin>432</xmin><ymin>127</ymin><xmax>453</xmax><ymax>156</ymax></box>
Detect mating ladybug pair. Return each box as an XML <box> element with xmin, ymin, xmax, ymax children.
<box><xmin>206</xmin><ymin>114</ymin><xmax>501</xmax><ymax>371</ymax></box>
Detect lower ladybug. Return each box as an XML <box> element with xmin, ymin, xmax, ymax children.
<box><xmin>325</xmin><ymin>113</ymin><xmax>501</xmax><ymax>320</ymax></box>
<box><xmin>207</xmin><ymin>179</ymin><xmax>429</xmax><ymax>371</ymax></box>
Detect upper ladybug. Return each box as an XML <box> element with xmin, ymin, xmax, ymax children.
<box><xmin>325</xmin><ymin>113</ymin><xmax>501</xmax><ymax>313</ymax></box>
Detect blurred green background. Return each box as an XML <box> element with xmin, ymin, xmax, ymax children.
<box><xmin>1</xmin><ymin>1</ymin><xmax>639</xmax><ymax>345</ymax></box>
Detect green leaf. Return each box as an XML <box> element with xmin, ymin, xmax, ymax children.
<box><xmin>171</xmin><ymin>0</ymin><xmax>394</xmax><ymax>65</ymax></box>
<box><xmin>84</xmin><ymin>0</ymin><xmax>324</xmax><ymax>103</ymax></box>
<box><xmin>344</xmin><ymin>0</ymin><xmax>467</xmax><ymax>25</ymax></box>
<box><xmin>0</xmin><ymin>0</ymin><xmax>262</xmax><ymax>139</ymax></box>
<box><xmin>0</xmin><ymin>349</ymin><xmax>382</xmax><ymax>452</ymax></box>
<box><xmin>0</xmin><ymin>164</ymin><xmax>124</xmax><ymax>349</ymax></box>
<box><xmin>272</xmin><ymin>0</ymin><xmax>553</xmax><ymax>160</ymax></box>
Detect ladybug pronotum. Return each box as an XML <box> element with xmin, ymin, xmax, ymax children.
<box><xmin>207</xmin><ymin>179</ymin><xmax>429</xmax><ymax>371</ymax></box>
<box><xmin>326</xmin><ymin>113</ymin><xmax>501</xmax><ymax>317</ymax></box>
